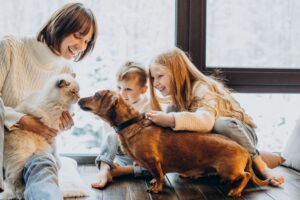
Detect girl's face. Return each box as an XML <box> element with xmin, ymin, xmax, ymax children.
<box><xmin>59</xmin><ymin>27</ymin><xmax>94</xmax><ymax>60</ymax></box>
<box><xmin>117</xmin><ymin>78</ymin><xmax>147</xmax><ymax>105</ymax></box>
<box><xmin>150</xmin><ymin>64</ymin><xmax>172</xmax><ymax>96</ymax></box>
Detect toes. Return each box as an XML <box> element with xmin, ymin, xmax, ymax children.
<box><xmin>91</xmin><ymin>182</ymin><xmax>105</xmax><ymax>189</ymax></box>
<box><xmin>269</xmin><ymin>176</ymin><xmax>285</xmax><ymax>187</ymax></box>
<box><xmin>91</xmin><ymin>180</ymin><xmax>109</xmax><ymax>189</ymax></box>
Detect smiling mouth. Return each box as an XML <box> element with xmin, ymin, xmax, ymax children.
<box><xmin>157</xmin><ymin>87</ymin><xmax>165</xmax><ymax>92</ymax></box>
<box><xmin>68</xmin><ymin>47</ymin><xmax>78</xmax><ymax>57</ymax></box>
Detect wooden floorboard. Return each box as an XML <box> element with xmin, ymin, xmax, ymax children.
<box><xmin>66</xmin><ymin>165</ymin><xmax>300</xmax><ymax>200</ymax></box>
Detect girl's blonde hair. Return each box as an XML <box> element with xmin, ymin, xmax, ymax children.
<box><xmin>149</xmin><ymin>47</ymin><xmax>256</xmax><ymax>128</ymax></box>
<box><xmin>37</xmin><ymin>3</ymin><xmax>98</xmax><ymax>62</ymax></box>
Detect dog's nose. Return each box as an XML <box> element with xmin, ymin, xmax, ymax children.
<box><xmin>78</xmin><ymin>99</ymin><xmax>84</xmax><ymax>106</ymax></box>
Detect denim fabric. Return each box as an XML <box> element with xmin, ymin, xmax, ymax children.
<box><xmin>23</xmin><ymin>152</ymin><xmax>63</xmax><ymax>200</ymax></box>
<box><xmin>95</xmin><ymin>131</ymin><xmax>150</xmax><ymax>177</ymax></box>
<box><xmin>0</xmin><ymin>98</ymin><xmax>4</xmax><ymax>192</ymax></box>
<box><xmin>213</xmin><ymin>117</ymin><xmax>259</xmax><ymax>158</ymax></box>
<box><xmin>95</xmin><ymin>132</ymin><xmax>119</xmax><ymax>168</ymax></box>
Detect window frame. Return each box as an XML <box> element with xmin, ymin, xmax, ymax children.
<box><xmin>176</xmin><ymin>0</ymin><xmax>300</xmax><ymax>93</ymax></box>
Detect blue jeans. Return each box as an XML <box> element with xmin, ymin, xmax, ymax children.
<box><xmin>95</xmin><ymin>132</ymin><xmax>149</xmax><ymax>177</ymax></box>
<box><xmin>0</xmin><ymin>98</ymin><xmax>4</xmax><ymax>192</ymax></box>
<box><xmin>213</xmin><ymin>117</ymin><xmax>259</xmax><ymax>158</ymax></box>
<box><xmin>23</xmin><ymin>152</ymin><xmax>63</xmax><ymax>200</ymax></box>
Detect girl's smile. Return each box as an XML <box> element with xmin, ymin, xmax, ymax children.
<box><xmin>150</xmin><ymin>64</ymin><xmax>172</xmax><ymax>96</ymax></box>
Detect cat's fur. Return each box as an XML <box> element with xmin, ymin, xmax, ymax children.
<box><xmin>2</xmin><ymin>73</ymin><xmax>80</xmax><ymax>199</ymax></box>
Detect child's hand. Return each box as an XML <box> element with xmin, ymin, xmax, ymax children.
<box><xmin>146</xmin><ymin>111</ymin><xmax>175</xmax><ymax>128</ymax></box>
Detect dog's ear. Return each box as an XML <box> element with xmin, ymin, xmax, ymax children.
<box><xmin>57</xmin><ymin>79</ymin><xmax>70</xmax><ymax>88</ymax></box>
<box><xmin>98</xmin><ymin>91</ymin><xmax>118</xmax><ymax>113</ymax></box>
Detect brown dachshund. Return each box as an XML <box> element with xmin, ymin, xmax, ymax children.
<box><xmin>78</xmin><ymin>90</ymin><xmax>269</xmax><ymax>197</ymax></box>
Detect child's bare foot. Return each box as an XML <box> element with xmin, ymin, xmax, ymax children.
<box><xmin>91</xmin><ymin>162</ymin><xmax>113</xmax><ymax>189</ymax></box>
<box><xmin>253</xmin><ymin>156</ymin><xmax>285</xmax><ymax>187</ymax></box>
<box><xmin>91</xmin><ymin>169</ymin><xmax>112</xmax><ymax>189</ymax></box>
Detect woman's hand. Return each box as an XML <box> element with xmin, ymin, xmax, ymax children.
<box><xmin>145</xmin><ymin>111</ymin><xmax>175</xmax><ymax>128</ymax></box>
<box><xmin>18</xmin><ymin>115</ymin><xmax>58</xmax><ymax>141</ymax></box>
<box><xmin>59</xmin><ymin>111</ymin><xmax>74</xmax><ymax>131</ymax></box>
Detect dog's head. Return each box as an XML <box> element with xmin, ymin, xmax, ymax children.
<box><xmin>43</xmin><ymin>73</ymin><xmax>80</xmax><ymax>105</ymax></box>
<box><xmin>78</xmin><ymin>90</ymin><xmax>119</xmax><ymax>124</ymax></box>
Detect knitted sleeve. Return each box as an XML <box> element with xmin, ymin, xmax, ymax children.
<box><xmin>0</xmin><ymin>36</ymin><xmax>12</xmax><ymax>95</ymax></box>
<box><xmin>171</xmin><ymin>84</ymin><xmax>217</xmax><ymax>132</ymax></box>
<box><xmin>0</xmin><ymin>36</ymin><xmax>25</xmax><ymax>130</ymax></box>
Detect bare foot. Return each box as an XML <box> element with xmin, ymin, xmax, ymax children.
<box><xmin>91</xmin><ymin>169</ymin><xmax>112</xmax><ymax>189</ymax></box>
<box><xmin>253</xmin><ymin>156</ymin><xmax>285</xmax><ymax>187</ymax></box>
<box><xmin>262</xmin><ymin>168</ymin><xmax>285</xmax><ymax>187</ymax></box>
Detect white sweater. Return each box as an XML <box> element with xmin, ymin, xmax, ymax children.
<box><xmin>171</xmin><ymin>81</ymin><xmax>254</xmax><ymax>133</ymax></box>
<box><xmin>0</xmin><ymin>35</ymin><xmax>73</xmax><ymax>130</ymax></box>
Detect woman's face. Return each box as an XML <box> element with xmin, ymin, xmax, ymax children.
<box><xmin>150</xmin><ymin>64</ymin><xmax>172</xmax><ymax>96</ymax></box>
<box><xmin>59</xmin><ymin>27</ymin><xmax>93</xmax><ymax>60</ymax></box>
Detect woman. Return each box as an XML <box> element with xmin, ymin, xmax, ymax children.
<box><xmin>0</xmin><ymin>3</ymin><xmax>97</xmax><ymax>199</ymax></box>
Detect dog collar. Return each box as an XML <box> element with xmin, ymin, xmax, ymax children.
<box><xmin>114</xmin><ymin>113</ymin><xmax>145</xmax><ymax>133</ymax></box>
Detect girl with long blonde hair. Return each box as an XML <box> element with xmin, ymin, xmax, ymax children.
<box><xmin>146</xmin><ymin>47</ymin><xmax>284</xmax><ymax>187</ymax></box>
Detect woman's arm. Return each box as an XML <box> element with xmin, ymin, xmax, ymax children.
<box><xmin>0</xmin><ymin>36</ymin><xmax>27</xmax><ymax>130</ymax></box>
<box><xmin>18</xmin><ymin>115</ymin><xmax>58</xmax><ymax>141</ymax></box>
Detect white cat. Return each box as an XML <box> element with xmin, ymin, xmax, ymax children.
<box><xmin>2</xmin><ymin>73</ymin><xmax>80</xmax><ymax>199</ymax></box>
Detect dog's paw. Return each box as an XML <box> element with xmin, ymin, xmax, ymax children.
<box><xmin>227</xmin><ymin>189</ymin><xmax>242</xmax><ymax>197</ymax></box>
<box><xmin>147</xmin><ymin>185</ymin><xmax>162</xmax><ymax>194</ymax></box>
<box><xmin>149</xmin><ymin>178</ymin><xmax>157</xmax><ymax>186</ymax></box>
<box><xmin>147</xmin><ymin>179</ymin><xmax>163</xmax><ymax>193</ymax></box>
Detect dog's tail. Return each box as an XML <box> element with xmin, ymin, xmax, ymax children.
<box><xmin>245</xmin><ymin>156</ymin><xmax>269</xmax><ymax>186</ymax></box>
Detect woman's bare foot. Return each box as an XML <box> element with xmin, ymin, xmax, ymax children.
<box><xmin>91</xmin><ymin>162</ymin><xmax>113</xmax><ymax>189</ymax></box>
<box><xmin>253</xmin><ymin>156</ymin><xmax>285</xmax><ymax>187</ymax></box>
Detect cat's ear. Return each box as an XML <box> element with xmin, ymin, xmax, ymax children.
<box><xmin>57</xmin><ymin>79</ymin><xmax>70</xmax><ymax>88</ymax></box>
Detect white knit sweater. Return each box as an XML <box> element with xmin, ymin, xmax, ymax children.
<box><xmin>0</xmin><ymin>35</ymin><xmax>73</xmax><ymax>130</ymax></box>
<box><xmin>171</xmin><ymin>81</ymin><xmax>255</xmax><ymax>133</ymax></box>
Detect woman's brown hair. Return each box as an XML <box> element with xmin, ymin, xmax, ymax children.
<box><xmin>37</xmin><ymin>2</ymin><xmax>98</xmax><ymax>61</ymax></box>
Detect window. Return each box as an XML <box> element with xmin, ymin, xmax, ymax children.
<box><xmin>233</xmin><ymin>93</ymin><xmax>300</xmax><ymax>151</ymax></box>
<box><xmin>176</xmin><ymin>0</ymin><xmax>300</xmax><ymax>152</ymax></box>
<box><xmin>177</xmin><ymin>0</ymin><xmax>300</xmax><ymax>92</ymax></box>
<box><xmin>0</xmin><ymin>0</ymin><xmax>176</xmax><ymax>154</ymax></box>
<box><xmin>206</xmin><ymin>0</ymin><xmax>300</xmax><ymax>69</ymax></box>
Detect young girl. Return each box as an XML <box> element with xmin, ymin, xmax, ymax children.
<box><xmin>92</xmin><ymin>61</ymin><xmax>151</xmax><ymax>189</ymax></box>
<box><xmin>0</xmin><ymin>3</ymin><xmax>97</xmax><ymax>199</ymax></box>
<box><xmin>146</xmin><ymin>47</ymin><xmax>284</xmax><ymax>187</ymax></box>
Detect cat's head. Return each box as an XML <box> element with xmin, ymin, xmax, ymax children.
<box><xmin>44</xmin><ymin>73</ymin><xmax>80</xmax><ymax>105</ymax></box>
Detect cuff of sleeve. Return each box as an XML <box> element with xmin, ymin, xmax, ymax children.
<box><xmin>4</xmin><ymin>108</ymin><xmax>25</xmax><ymax>131</ymax></box>
<box><xmin>95</xmin><ymin>155</ymin><xmax>115</xmax><ymax>169</ymax></box>
<box><xmin>172</xmin><ymin>112</ymin><xmax>187</xmax><ymax>131</ymax></box>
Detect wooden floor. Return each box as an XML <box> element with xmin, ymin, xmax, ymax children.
<box><xmin>66</xmin><ymin>165</ymin><xmax>300</xmax><ymax>200</ymax></box>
